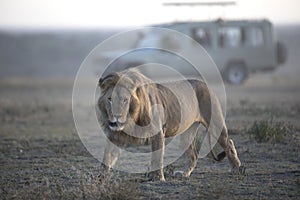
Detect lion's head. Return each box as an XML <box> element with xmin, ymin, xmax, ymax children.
<box><xmin>98</xmin><ymin>69</ymin><xmax>151</xmax><ymax>132</ymax></box>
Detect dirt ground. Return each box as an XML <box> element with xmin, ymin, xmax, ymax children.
<box><xmin>0</xmin><ymin>73</ymin><xmax>299</xmax><ymax>199</ymax></box>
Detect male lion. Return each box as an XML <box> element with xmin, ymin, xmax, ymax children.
<box><xmin>98</xmin><ymin>68</ymin><xmax>244</xmax><ymax>181</ymax></box>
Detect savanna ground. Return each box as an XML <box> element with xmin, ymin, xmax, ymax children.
<box><xmin>0</xmin><ymin>72</ymin><xmax>299</xmax><ymax>200</ymax></box>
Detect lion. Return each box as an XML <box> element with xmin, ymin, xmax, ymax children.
<box><xmin>97</xmin><ymin>68</ymin><xmax>245</xmax><ymax>181</ymax></box>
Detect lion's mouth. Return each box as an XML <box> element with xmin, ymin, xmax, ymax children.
<box><xmin>109</xmin><ymin>121</ymin><xmax>125</xmax><ymax>131</ymax></box>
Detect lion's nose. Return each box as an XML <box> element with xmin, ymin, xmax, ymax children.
<box><xmin>114</xmin><ymin>115</ymin><xmax>125</xmax><ymax>123</ymax></box>
<box><xmin>114</xmin><ymin>114</ymin><xmax>122</xmax><ymax>119</ymax></box>
<box><xmin>112</xmin><ymin>114</ymin><xmax>121</xmax><ymax>121</ymax></box>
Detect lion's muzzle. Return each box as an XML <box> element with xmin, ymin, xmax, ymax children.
<box><xmin>109</xmin><ymin>121</ymin><xmax>125</xmax><ymax>131</ymax></box>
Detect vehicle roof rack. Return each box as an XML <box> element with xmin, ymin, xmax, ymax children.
<box><xmin>163</xmin><ymin>1</ymin><xmax>236</xmax><ymax>7</ymax></box>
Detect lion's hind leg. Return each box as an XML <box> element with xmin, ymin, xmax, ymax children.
<box><xmin>174</xmin><ymin>137</ymin><xmax>198</xmax><ymax>178</ymax></box>
<box><xmin>218</xmin><ymin>127</ymin><xmax>245</xmax><ymax>175</ymax></box>
<box><xmin>174</xmin><ymin>123</ymin><xmax>199</xmax><ymax>178</ymax></box>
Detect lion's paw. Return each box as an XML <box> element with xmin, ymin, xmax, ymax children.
<box><xmin>239</xmin><ymin>165</ymin><xmax>246</xmax><ymax>175</ymax></box>
<box><xmin>147</xmin><ymin>171</ymin><xmax>165</xmax><ymax>182</ymax></box>
<box><xmin>231</xmin><ymin>165</ymin><xmax>246</xmax><ymax>175</ymax></box>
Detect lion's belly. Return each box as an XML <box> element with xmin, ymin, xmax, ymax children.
<box><xmin>166</xmin><ymin>110</ymin><xmax>200</xmax><ymax>137</ymax></box>
<box><xmin>163</xmin><ymin>82</ymin><xmax>201</xmax><ymax>137</ymax></box>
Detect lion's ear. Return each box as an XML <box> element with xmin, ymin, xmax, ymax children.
<box><xmin>98</xmin><ymin>73</ymin><xmax>119</xmax><ymax>91</ymax></box>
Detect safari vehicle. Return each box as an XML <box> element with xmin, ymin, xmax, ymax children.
<box><xmin>102</xmin><ymin>19</ymin><xmax>287</xmax><ymax>84</ymax></box>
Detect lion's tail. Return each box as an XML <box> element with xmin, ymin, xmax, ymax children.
<box><xmin>210</xmin><ymin>150</ymin><xmax>226</xmax><ymax>162</ymax></box>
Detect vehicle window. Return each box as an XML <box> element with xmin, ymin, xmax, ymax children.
<box><xmin>245</xmin><ymin>27</ymin><xmax>264</xmax><ymax>46</ymax></box>
<box><xmin>218</xmin><ymin>27</ymin><xmax>242</xmax><ymax>48</ymax></box>
<box><xmin>138</xmin><ymin>30</ymin><xmax>161</xmax><ymax>47</ymax></box>
<box><xmin>191</xmin><ymin>28</ymin><xmax>211</xmax><ymax>47</ymax></box>
<box><xmin>137</xmin><ymin>29</ymin><xmax>180</xmax><ymax>50</ymax></box>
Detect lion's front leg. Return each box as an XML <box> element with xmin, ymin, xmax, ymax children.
<box><xmin>99</xmin><ymin>141</ymin><xmax>121</xmax><ymax>182</ymax></box>
<box><xmin>149</xmin><ymin>131</ymin><xmax>165</xmax><ymax>181</ymax></box>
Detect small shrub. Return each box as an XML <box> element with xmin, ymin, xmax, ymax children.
<box><xmin>247</xmin><ymin>117</ymin><xmax>291</xmax><ymax>144</ymax></box>
<box><xmin>77</xmin><ymin>172</ymin><xmax>142</xmax><ymax>200</ymax></box>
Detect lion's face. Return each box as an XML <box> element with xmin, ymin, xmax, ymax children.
<box><xmin>102</xmin><ymin>85</ymin><xmax>132</xmax><ymax>132</ymax></box>
<box><xmin>98</xmin><ymin>70</ymin><xmax>150</xmax><ymax>132</ymax></box>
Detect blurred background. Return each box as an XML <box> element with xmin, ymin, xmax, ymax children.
<box><xmin>0</xmin><ymin>0</ymin><xmax>299</xmax><ymax>82</ymax></box>
<box><xmin>1</xmin><ymin>1</ymin><xmax>300</xmax><ymax>199</ymax></box>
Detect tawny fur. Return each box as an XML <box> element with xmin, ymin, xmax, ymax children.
<box><xmin>98</xmin><ymin>68</ymin><xmax>244</xmax><ymax>181</ymax></box>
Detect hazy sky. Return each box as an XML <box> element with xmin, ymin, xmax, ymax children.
<box><xmin>0</xmin><ymin>0</ymin><xmax>299</xmax><ymax>28</ymax></box>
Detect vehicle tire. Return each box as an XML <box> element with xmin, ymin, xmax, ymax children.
<box><xmin>223</xmin><ymin>63</ymin><xmax>248</xmax><ymax>85</ymax></box>
<box><xmin>277</xmin><ymin>42</ymin><xmax>287</xmax><ymax>64</ymax></box>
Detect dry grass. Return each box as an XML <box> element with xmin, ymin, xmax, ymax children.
<box><xmin>246</xmin><ymin>116</ymin><xmax>292</xmax><ymax>144</ymax></box>
<box><xmin>1</xmin><ymin>171</ymin><xmax>141</xmax><ymax>200</ymax></box>
<box><xmin>1</xmin><ymin>79</ymin><xmax>299</xmax><ymax>199</ymax></box>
